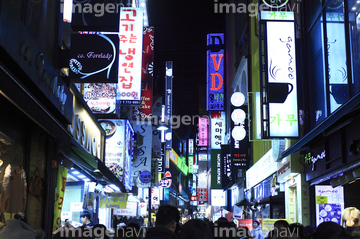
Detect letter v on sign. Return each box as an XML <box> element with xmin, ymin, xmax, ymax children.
<box><xmin>210</xmin><ymin>54</ymin><xmax>223</xmax><ymax>71</ymax></box>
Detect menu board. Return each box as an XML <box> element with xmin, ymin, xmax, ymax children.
<box><xmin>83</xmin><ymin>83</ymin><xmax>117</xmax><ymax>114</ymax></box>
<box><xmin>315</xmin><ymin>185</ymin><xmax>344</xmax><ymax>226</ymax></box>
<box><xmin>100</xmin><ymin>119</ymin><xmax>125</xmax><ymax>181</ymax></box>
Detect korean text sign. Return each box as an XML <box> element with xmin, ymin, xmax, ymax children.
<box><xmin>263</xmin><ymin>11</ymin><xmax>299</xmax><ymax>137</ymax></box>
<box><xmin>118</xmin><ymin>8</ymin><xmax>143</xmax><ymax>105</ymax></box>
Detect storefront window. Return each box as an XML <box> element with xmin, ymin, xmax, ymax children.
<box><xmin>348</xmin><ymin>0</ymin><xmax>360</xmax><ymax>95</ymax></box>
<box><xmin>62</xmin><ymin>184</ymin><xmax>84</xmax><ymax>227</ymax></box>
<box><xmin>306</xmin><ymin>17</ymin><xmax>326</xmax><ymax>128</ymax></box>
<box><xmin>0</xmin><ymin>139</ymin><xmax>24</xmax><ymax>221</ymax></box>
<box><xmin>324</xmin><ymin>1</ymin><xmax>348</xmax><ymax>113</ymax></box>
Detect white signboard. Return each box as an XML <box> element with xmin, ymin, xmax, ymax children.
<box><xmin>211</xmin><ymin>189</ymin><xmax>227</xmax><ymax>207</ymax></box>
<box><xmin>61</xmin><ymin>211</ymin><xmax>72</xmax><ymax>221</ymax></box>
<box><xmin>113</xmin><ymin>201</ymin><xmax>138</xmax><ymax>217</ymax></box>
<box><xmin>211</xmin><ymin>112</ymin><xmax>226</xmax><ymax>149</ymax></box>
<box><xmin>315</xmin><ymin>185</ymin><xmax>344</xmax><ymax>226</ymax></box>
<box><xmin>118</xmin><ymin>8</ymin><xmax>143</xmax><ymax>105</ymax></box>
<box><xmin>321</xmin><ymin>13</ymin><xmax>348</xmax><ymax>112</ymax></box>
<box><xmin>70</xmin><ymin>202</ymin><xmax>83</xmax><ymax>212</ymax></box>
<box><xmin>100</xmin><ymin>119</ymin><xmax>126</xmax><ymax>181</ymax></box>
<box><xmin>266</xmin><ymin>20</ymin><xmax>298</xmax><ymax>137</ymax></box>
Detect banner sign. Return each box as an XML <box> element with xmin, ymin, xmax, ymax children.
<box><xmin>118</xmin><ymin>8</ymin><xmax>143</xmax><ymax>105</ymax></box>
<box><xmin>198</xmin><ymin>117</ymin><xmax>208</xmax><ymax>146</ymax></box>
<box><xmin>152</xmin><ymin>97</ymin><xmax>163</xmax><ymax>160</ymax></box>
<box><xmin>123</xmin><ymin>120</ymin><xmax>134</xmax><ymax>191</ymax></box>
<box><xmin>69</xmin><ymin>33</ymin><xmax>119</xmax><ymax>83</ymax></box>
<box><xmin>221</xmin><ymin>144</ymin><xmax>232</xmax><ymax>188</ymax></box>
<box><xmin>165</xmin><ymin>61</ymin><xmax>173</xmax><ymax>151</ymax></box>
<box><xmin>133</xmin><ymin>27</ymin><xmax>154</xmax><ymax>119</ymax></box>
<box><xmin>211</xmin><ymin>149</ymin><xmax>222</xmax><ymax>189</ymax></box>
<box><xmin>52</xmin><ymin>165</ymin><xmax>68</xmax><ymax>232</ymax></box>
<box><xmin>99</xmin><ymin>193</ymin><xmax>127</xmax><ymax>209</ymax></box>
<box><xmin>83</xmin><ymin>83</ymin><xmax>117</xmax><ymax>114</ymax></box>
<box><xmin>262</xmin><ymin>13</ymin><xmax>299</xmax><ymax>137</ymax></box>
<box><xmin>132</xmin><ymin>123</ymin><xmax>152</xmax><ymax>187</ymax></box>
<box><xmin>100</xmin><ymin>119</ymin><xmax>126</xmax><ymax>181</ymax></box>
<box><xmin>211</xmin><ymin>111</ymin><xmax>226</xmax><ymax>149</ymax></box>
<box><xmin>207</xmin><ymin>33</ymin><xmax>225</xmax><ymax>111</ymax></box>
<box><xmin>188</xmin><ymin>139</ymin><xmax>194</xmax><ymax>155</ymax></box>
<box><xmin>230</xmin><ymin>92</ymin><xmax>249</xmax><ymax>170</ymax></box>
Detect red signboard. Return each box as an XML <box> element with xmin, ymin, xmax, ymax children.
<box><xmin>133</xmin><ymin>27</ymin><xmax>154</xmax><ymax>120</ymax></box>
<box><xmin>198</xmin><ymin>188</ymin><xmax>208</xmax><ymax>202</ymax></box>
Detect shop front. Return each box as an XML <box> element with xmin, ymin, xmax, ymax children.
<box><xmin>298</xmin><ymin>116</ymin><xmax>360</xmax><ymax>227</ymax></box>
<box><xmin>0</xmin><ymin>10</ymin><xmax>73</xmax><ymax>236</ymax></box>
<box><xmin>53</xmin><ymin>85</ymin><xmax>129</xmax><ymax>233</ymax></box>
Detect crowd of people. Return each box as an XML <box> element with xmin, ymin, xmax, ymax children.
<box><xmin>2</xmin><ymin>207</ymin><xmax>360</xmax><ymax>239</ymax></box>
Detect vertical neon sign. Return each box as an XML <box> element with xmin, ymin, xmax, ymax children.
<box><xmin>207</xmin><ymin>34</ymin><xmax>225</xmax><ymax>111</ymax></box>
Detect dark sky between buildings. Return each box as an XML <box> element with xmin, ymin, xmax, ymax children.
<box><xmin>147</xmin><ymin>0</ymin><xmax>226</xmax><ymax>138</ymax></box>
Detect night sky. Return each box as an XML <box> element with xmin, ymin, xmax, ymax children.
<box><xmin>147</xmin><ymin>0</ymin><xmax>225</xmax><ymax>138</ymax></box>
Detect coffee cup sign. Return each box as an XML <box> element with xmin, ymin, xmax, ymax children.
<box><xmin>268</xmin><ymin>82</ymin><xmax>293</xmax><ymax>103</ymax></box>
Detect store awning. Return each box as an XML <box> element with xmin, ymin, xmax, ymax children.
<box><xmin>281</xmin><ymin>91</ymin><xmax>360</xmax><ymax>159</ymax></box>
<box><xmin>179</xmin><ymin>190</ymin><xmax>189</xmax><ymax>202</ymax></box>
<box><xmin>235</xmin><ymin>198</ymin><xmax>253</xmax><ymax>207</ymax></box>
<box><xmin>61</xmin><ymin>144</ymin><xmax>126</xmax><ymax>192</ymax></box>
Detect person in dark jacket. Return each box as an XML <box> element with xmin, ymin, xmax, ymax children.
<box><xmin>144</xmin><ymin>207</ymin><xmax>178</xmax><ymax>239</ymax></box>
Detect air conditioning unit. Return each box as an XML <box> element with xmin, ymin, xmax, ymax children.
<box><xmin>338</xmin><ymin>175</ymin><xmax>348</xmax><ymax>186</ymax></box>
<box><xmin>353</xmin><ymin>168</ymin><xmax>360</xmax><ymax>178</ymax></box>
<box><xmin>330</xmin><ymin>178</ymin><xmax>340</xmax><ymax>188</ymax></box>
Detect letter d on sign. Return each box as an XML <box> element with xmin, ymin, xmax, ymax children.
<box><xmin>210</xmin><ymin>73</ymin><xmax>223</xmax><ymax>91</ymax></box>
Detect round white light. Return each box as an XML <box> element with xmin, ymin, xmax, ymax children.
<box><xmin>231</xmin><ymin>109</ymin><xmax>246</xmax><ymax>123</ymax></box>
<box><xmin>230</xmin><ymin>92</ymin><xmax>245</xmax><ymax>107</ymax></box>
<box><xmin>232</xmin><ymin>126</ymin><xmax>246</xmax><ymax>141</ymax></box>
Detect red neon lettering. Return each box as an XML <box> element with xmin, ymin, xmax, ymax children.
<box><xmin>210</xmin><ymin>73</ymin><xmax>223</xmax><ymax>91</ymax></box>
<box><xmin>210</xmin><ymin>54</ymin><xmax>223</xmax><ymax>71</ymax></box>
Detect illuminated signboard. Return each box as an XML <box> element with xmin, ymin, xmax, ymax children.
<box><xmin>168</xmin><ymin>149</ymin><xmax>188</xmax><ymax>176</ymax></box>
<box><xmin>83</xmin><ymin>83</ymin><xmax>117</xmax><ymax>114</ymax></box>
<box><xmin>198</xmin><ymin>117</ymin><xmax>208</xmax><ymax>146</ymax></box>
<box><xmin>69</xmin><ymin>33</ymin><xmax>119</xmax><ymax>83</ymax></box>
<box><xmin>207</xmin><ymin>33</ymin><xmax>224</xmax><ymax>111</ymax></box>
<box><xmin>321</xmin><ymin>12</ymin><xmax>348</xmax><ymax>112</ymax></box>
<box><xmin>165</xmin><ymin>61</ymin><xmax>173</xmax><ymax>168</ymax></box>
<box><xmin>188</xmin><ymin>156</ymin><xmax>194</xmax><ymax>174</ymax></box>
<box><xmin>211</xmin><ymin>189</ymin><xmax>227</xmax><ymax>206</ymax></box>
<box><xmin>123</xmin><ymin>120</ymin><xmax>134</xmax><ymax>191</ymax></box>
<box><xmin>211</xmin><ymin>111</ymin><xmax>226</xmax><ymax>149</ymax></box>
<box><xmin>68</xmin><ymin>90</ymin><xmax>104</xmax><ymax>159</ymax></box>
<box><xmin>132</xmin><ymin>122</ymin><xmax>152</xmax><ymax>188</ymax></box>
<box><xmin>315</xmin><ymin>185</ymin><xmax>344</xmax><ymax>226</ymax></box>
<box><xmin>230</xmin><ymin>92</ymin><xmax>249</xmax><ymax>169</ymax></box>
<box><xmin>100</xmin><ymin>119</ymin><xmax>126</xmax><ymax>181</ymax></box>
<box><xmin>188</xmin><ymin>139</ymin><xmax>194</xmax><ymax>155</ymax></box>
<box><xmin>133</xmin><ymin>26</ymin><xmax>154</xmax><ymax>120</ymax></box>
<box><xmin>261</xmin><ymin>11</ymin><xmax>299</xmax><ymax>138</ymax></box>
<box><xmin>210</xmin><ymin>149</ymin><xmax>222</xmax><ymax>189</ymax></box>
<box><xmin>118</xmin><ymin>8</ymin><xmax>143</xmax><ymax>105</ymax></box>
